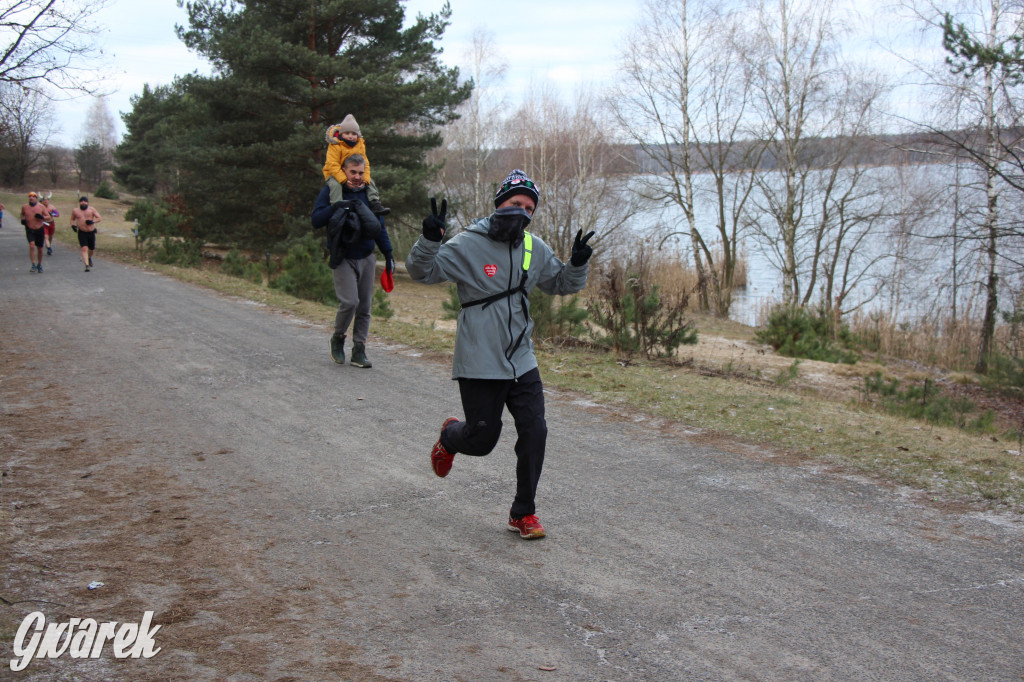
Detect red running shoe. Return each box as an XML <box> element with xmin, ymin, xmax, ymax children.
<box><xmin>430</xmin><ymin>417</ymin><xmax>459</xmax><ymax>477</ymax></box>
<box><xmin>508</xmin><ymin>514</ymin><xmax>546</xmax><ymax>539</ymax></box>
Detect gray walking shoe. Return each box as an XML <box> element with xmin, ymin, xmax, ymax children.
<box><xmin>330</xmin><ymin>333</ymin><xmax>346</xmax><ymax>364</ymax></box>
<box><xmin>350</xmin><ymin>342</ymin><xmax>372</xmax><ymax>368</ymax></box>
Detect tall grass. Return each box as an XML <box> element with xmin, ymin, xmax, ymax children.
<box><xmin>638</xmin><ymin>248</ymin><xmax>749</xmax><ymax>313</ymax></box>
<box><xmin>839</xmin><ymin>308</ymin><xmax>1024</xmax><ymax>396</ymax></box>
<box><xmin>847</xmin><ymin>312</ymin><xmax>985</xmax><ymax>371</ymax></box>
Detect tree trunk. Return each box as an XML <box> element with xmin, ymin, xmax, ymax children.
<box><xmin>975</xmin><ymin>32</ymin><xmax>1000</xmax><ymax>375</ymax></box>
<box><xmin>976</xmin><ymin>231</ymin><xmax>998</xmax><ymax>374</ymax></box>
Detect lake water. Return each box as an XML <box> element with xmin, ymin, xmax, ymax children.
<box><xmin>630</xmin><ymin>165</ymin><xmax>1024</xmax><ymax>327</ymax></box>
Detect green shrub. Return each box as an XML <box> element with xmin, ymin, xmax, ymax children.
<box><xmin>863</xmin><ymin>372</ymin><xmax>994</xmax><ymax>433</ymax></box>
<box><xmin>530</xmin><ymin>290</ymin><xmax>588</xmax><ymax>341</ymax></box>
<box><xmin>372</xmin><ymin>287</ymin><xmax>394</xmax><ymax>320</ymax></box>
<box><xmin>983</xmin><ymin>354</ymin><xmax>1024</xmax><ymax>396</ymax></box>
<box><xmin>221</xmin><ymin>248</ymin><xmax>264</xmax><ymax>284</ymax></box>
<box><xmin>150</xmin><ymin>236</ymin><xmax>202</xmax><ymax>267</ymax></box>
<box><xmin>269</xmin><ymin>234</ymin><xmax>336</xmax><ymax>304</ymax></box>
<box><xmin>587</xmin><ymin>252</ymin><xmax>698</xmax><ymax>359</ymax></box>
<box><xmin>94</xmin><ymin>180</ymin><xmax>119</xmax><ymax>199</ymax></box>
<box><xmin>775</xmin><ymin>359</ymin><xmax>801</xmax><ymax>386</ymax></box>
<box><xmin>126</xmin><ymin>197</ymin><xmax>203</xmax><ymax>266</ymax></box>
<box><xmin>125</xmin><ymin>197</ymin><xmax>189</xmax><ymax>243</ymax></box>
<box><xmin>756</xmin><ymin>304</ymin><xmax>858</xmax><ymax>364</ymax></box>
<box><xmin>441</xmin><ymin>284</ymin><xmax>460</xmax><ymax>320</ymax></box>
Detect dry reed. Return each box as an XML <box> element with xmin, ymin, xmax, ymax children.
<box><xmin>646</xmin><ymin>248</ymin><xmax>750</xmax><ymax>312</ymax></box>
<box><xmin>844</xmin><ymin>311</ymin><xmax>1022</xmax><ymax>372</ymax></box>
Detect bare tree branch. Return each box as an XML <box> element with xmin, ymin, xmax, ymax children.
<box><xmin>0</xmin><ymin>0</ymin><xmax>108</xmax><ymax>94</ymax></box>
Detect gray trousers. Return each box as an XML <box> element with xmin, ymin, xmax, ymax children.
<box><xmin>332</xmin><ymin>253</ymin><xmax>376</xmax><ymax>344</ymax></box>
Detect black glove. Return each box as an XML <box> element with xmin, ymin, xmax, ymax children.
<box><xmin>21</xmin><ymin>219</ymin><xmax>26</xmax><ymax>226</ymax></box>
<box><xmin>570</xmin><ymin>229</ymin><xmax>595</xmax><ymax>266</ymax></box>
<box><xmin>385</xmin><ymin>252</ymin><xmax>395</xmax><ymax>275</ymax></box>
<box><xmin>34</xmin><ymin>213</ymin><xmax>43</xmax><ymax>219</ymax></box>
<box><xmin>72</xmin><ymin>225</ymin><xmax>78</xmax><ymax>232</ymax></box>
<box><xmin>85</xmin><ymin>220</ymin><xmax>93</xmax><ymax>225</ymax></box>
<box><xmin>422</xmin><ymin>197</ymin><xmax>447</xmax><ymax>242</ymax></box>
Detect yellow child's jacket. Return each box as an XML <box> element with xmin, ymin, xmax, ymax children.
<box><xmin>323</xmin><ymin>125</ymin><xmax>372</xmax><ymax>185</ymax></box>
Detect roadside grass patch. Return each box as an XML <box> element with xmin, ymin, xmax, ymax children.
<box><xmin>532</xmin><ymin>346</ymin><xmax>1021</xmax><ymax>513</ymax></box>
<box><xmin>862</xmin><ymin>372</ymin><xmax>997</xmax><ymax>435</ymax></box>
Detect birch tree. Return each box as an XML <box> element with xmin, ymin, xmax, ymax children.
<box><xmin>0</xmin><ymin>82</ymin><xmax>52</xmax><ymax>185</ymax></box>
<box><xmin>428</xmin><ymin>29</ymin><xmax>509</xmax><ymax>224</ymax></box>
<box><xmin>83</xmin><ymin>95</ymin><xmax>117</xmax><ymax>155</ymax></box>
<box><xmin>503</xmin><ymin>87</ymin><xmax>637</xmax><ymax>259</ymax></box>
<box><xmin>744</xmin><ymin>0</ymin><xmax>841</xmax><ymax>307</ymax></box>
<box><xmin>902</xmin><ymin>0</ymin><xmax>1024</xmax><ymax>373</ymax></box>
<box><xmin>612</xmin><ymin>0</ymin><xmax>761</xmax><ymax>316</ymax></box>
<box><xmin>740</xmin><ymin>0</ymin><xmax>895</xmax><ymax>317</ymax></box>
<box><xmin>943</xmin><ymin>0</ymin><xmax>1024</xmax><ymax>372</ymax></box>
<box><xmin>803</xmin><ymin>69</ymin><xmax>892</xmax><ymax>317</ymax></box>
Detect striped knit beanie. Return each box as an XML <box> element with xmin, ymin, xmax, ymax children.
<box><xmin>494</xmin><ymin>169</ymin><xmax>540</xmax><ymax>208</ymax></box>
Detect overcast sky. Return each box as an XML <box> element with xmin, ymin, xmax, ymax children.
<box><xmin>53</xmin><ymin>0</ymin><xmax>936</xmax><ymax>142</ymax></box>
<box><xmin>54</xmin><ymin>0</ymin><xmax>639</xmax><ymax>140</ymax></box>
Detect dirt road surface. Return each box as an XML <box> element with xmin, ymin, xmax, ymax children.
<box><xmin>2</xmin><ymin>228</ymin><xmax>1023</xmax><ymax>681</ymax></box>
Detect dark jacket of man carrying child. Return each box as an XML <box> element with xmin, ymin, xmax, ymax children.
<box><xmin>312</xmin><ymin>154</ymin><xmax>394</xmax><ymax>369</ymax></box>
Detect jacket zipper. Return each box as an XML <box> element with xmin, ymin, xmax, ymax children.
<box><xmin>504</xmin><ymin>241</ymin><xmax>518</xmax><ymax>379</ymax></box>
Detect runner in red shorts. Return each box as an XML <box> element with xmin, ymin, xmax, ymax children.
<box><xmin>40</xmin><ymin>196</ymin><xmax>59</xmax><ymax>256</ymax></box>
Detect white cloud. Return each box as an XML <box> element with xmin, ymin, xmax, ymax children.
<box><xmin>53</xmin><ymin>0</ymin><xmax>209</xmax><ymax>139</ymax></box>
<box><xmin>402</xmin><ymin>0</ymin><xmax>638</xmax><ymax>99</ymax></box>
<box><xmin>51</xmin><ymin>0</ymin><xmax>931</xmax><ymax>144</ymax></box>
<box><xmin>55</xmin><ymin>0</ymin><xmax>639</xmax><ymax>139</ymax></box>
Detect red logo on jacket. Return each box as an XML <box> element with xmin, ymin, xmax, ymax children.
<box><xmin>484</xmin><ymin>264</ymin><xmax>498</xmax><ymax>277</ymax></box>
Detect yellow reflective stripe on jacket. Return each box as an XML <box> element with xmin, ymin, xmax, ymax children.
<box><xmin>522</xmin><ymin>231</ymin><xmax>532</xmax><ymax>271</ymax></box>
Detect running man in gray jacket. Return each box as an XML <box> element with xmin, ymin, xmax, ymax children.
<box><xmin>406</xmin><ymin>169</ymin><xmax>595</xmax><ymax>539</ymax></box>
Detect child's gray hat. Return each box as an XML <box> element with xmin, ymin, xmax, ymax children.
<box><xmin>337</xmin><ymin>114</ymin><xmax>360</xmax><ymax>136</ymax></box>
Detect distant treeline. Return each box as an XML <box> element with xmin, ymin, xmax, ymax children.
<box><xmin>461</xmin><ymin>129</ymin><xmax>1019</xmax><ymax>177</ymax></box>
<box><xmin>625</xmin><ymin>129</ymin><xmax>1021</xmax><ymax>174</ymax></box>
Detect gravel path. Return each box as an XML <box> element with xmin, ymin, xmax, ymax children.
<box><xmin>2</xmin><ymin>229</ymin><xmax>1022</xmax><ymax>681</ymax></box>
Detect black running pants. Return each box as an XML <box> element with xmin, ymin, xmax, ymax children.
<box><xmin>441</xmin><ymin>367</ymin><xmax>547</xmax><ymax>518</ymax></box>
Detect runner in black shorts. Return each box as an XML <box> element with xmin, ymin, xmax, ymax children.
<box><xmin>19</xmin><ymin>192</ymin><xmax>51</xmax><ymax>273</ymax></box>
<box><xmin>77</xmin><ymin>228</ymin><xmax>97</xmax><ymax>253</ymax></box>
<box><xmin>71</xmin><ymin>196</ymin><xmax>102</xmax><ymax>271</ymax></box>
<box><xmin>26</xmin><ymin>225</ymin><xmax>45</xmax><ymax>248</ymax></box>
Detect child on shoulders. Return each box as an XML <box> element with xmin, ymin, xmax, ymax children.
<box><xmin>323</xmin><ymin>114</ymin><xmax>389</xmax><ymax>215</ymax></box>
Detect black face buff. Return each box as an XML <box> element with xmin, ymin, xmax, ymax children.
<box><xmin>488</xmin><ymin>206</ymin><xmax>532</xmax><ymax>246</ymax></box>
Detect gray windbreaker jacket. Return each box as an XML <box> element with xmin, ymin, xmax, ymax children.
<box><xmin>406</xmin><ymin>216</ymin><xmax>590</xmax><ymax>380</ymax></box>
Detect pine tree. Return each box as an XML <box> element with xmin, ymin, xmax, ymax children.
<box><xmin>115</xmin><ymin>83</ymin><xmax>192</xmax><ymax>195</ymax></box>
<box><xmin>943</xmin><ymin>11</ymin><xmax>1024</xmax><ymax>82</ymax></box>
<box><xmin>158</xmin><ymin>0</ymin><xmax>471</xmax><ymax>249</ymax></box>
